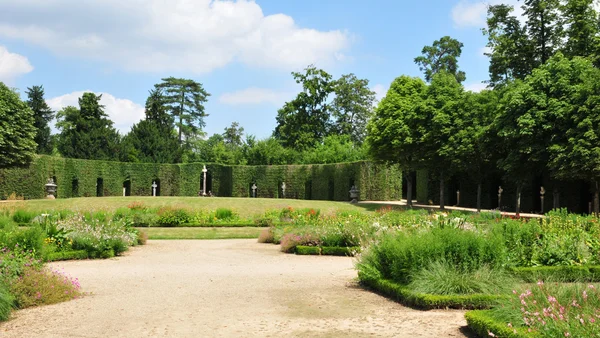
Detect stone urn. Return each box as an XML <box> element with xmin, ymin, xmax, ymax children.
<box><xmin>45</xmin><ymin>178</ymin><xmax>57</xmax><ymax>199</ymax></box>
<box><xmin>349</xmin><ymin>185</ymin><xmax>360</xmax><ymax>204</ymax></box>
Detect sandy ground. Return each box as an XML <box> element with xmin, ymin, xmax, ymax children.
<box><xmin>0</xmin><ymin>240</ymin><xmax>472</xmax><ymax>338</ymax></box>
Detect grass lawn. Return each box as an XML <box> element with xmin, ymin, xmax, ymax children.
<box><xmin>140</xmin><ymin>227</ymin><xmax>264</xmax><ymax>240</ymax></box>
<box><xmin>0</xmin><ymin>196</ymin><xmax>376</xmax><ymax>217</ymax></box>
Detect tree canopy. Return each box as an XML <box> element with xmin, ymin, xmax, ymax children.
<box><xmin>0</xmin><ymin>83</ymin><xmax>37</xmax><ymax>169</ymax></box>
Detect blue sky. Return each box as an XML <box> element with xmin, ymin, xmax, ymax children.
<box><xmin>0</xmin><ymin>0</ymin><xmax>511</xmax><ymax>139</ymax></box>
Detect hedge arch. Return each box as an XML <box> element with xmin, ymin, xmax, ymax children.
<box><xmin>0</xmin><ymin>156</ymin><xmax>402</xmax><ymax>201</ymax></box>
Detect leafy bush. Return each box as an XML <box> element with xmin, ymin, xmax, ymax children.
<box><xmin>156</xmin><ymin>207</ymin><xmax>190</xmax><ymax>227</ymax></box>
<box><xmin>0</xmin><ymin>226</ymin><xmax>46</xmax><ymax>257</ymax></box>
<box><xmin>279</xmin><ymin>233</ymin><xmax>320</xmax><ymax>253</ymax></box>
<box><xmin>137</xmin><ymin>230</ymin><xmax>148</xmax><ymax>245</ymax></box>
<box><xmin>408</xmin><ymin>261</ymin><xmax>516</xmax><ymax>295</ymax></box>
<box><xmin>9</xmin><ymin>266</ymin><xmax>81</xmax><ymax>308</ymax></box>
<box><xmin>0</xmin><ymin>283</ymin><xmax>13</xmax><ymax>321</ymax></box>
<box><xmin>131</xmin><ymin>212</ymin><xmax>158</xmax><ymax>227</ymax></box>
<box><xmin>0</xmin><ymin>248</ymin><xmax>42</xmax><ymax>283</ymax></box>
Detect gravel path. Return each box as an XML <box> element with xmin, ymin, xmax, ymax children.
<box><xmin>0</xmin><ymin>240</ymin><xmax>472</xmax><ymax>338</ymax></box>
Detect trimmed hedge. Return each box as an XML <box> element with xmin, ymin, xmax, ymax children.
<box><xmin>465</xmin><ymin>310</ymin><xmax>535</xmax><ymax>338</ymax></box>
<box><xmin>46</xmin><ymin>250</ymin><xmax>89</xmax><ymax>262</ymax></box>
<box><xmin>511</xmin><ymin>266</ymin><xmax>600</xmax><ymax>283</ymax></box>
<box><xmin>0</xmin><ymin>156</ymin><xmax>402</xmax><ymax>202</ymax></box>
<box><xmin>361</xmin><ymin>278</ymin><xmax>505</xmax><ymax>310</ymax></box>
<box><xmin>295</xmin><ymin>246</ymin><xmax>359</xmax><ymax>256</ymax></box>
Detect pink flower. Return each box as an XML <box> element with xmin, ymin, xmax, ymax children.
<box><xmin>488</xmin><ymin>331</ymin><xmax>495</xmax><ymax>337</ymax></box>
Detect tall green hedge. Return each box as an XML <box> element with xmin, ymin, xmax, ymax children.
<box><xmin>0</xmin><ymin>156</ymin><xmax>402</xmax><ymax>202</ymax></box>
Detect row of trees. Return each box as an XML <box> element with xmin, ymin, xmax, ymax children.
<box><xmin>0</xmin><ymin>68</ymin><xmax>373</xmax><ymax>168</ymax></box>
<box><xmin>368</xmin><ymin>0</ymin><xmax>600</xmax><ymax>213</ymax></box>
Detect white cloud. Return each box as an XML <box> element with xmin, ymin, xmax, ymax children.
<box><xmin>451</xmin><ymin>0</ymin><xmax>522</xmax><ymax>28</ymax></box>
<box><xmin>480</xmin><ymin>46</ymin><xmax>492</xmax><ymax>57</ymax></box>
<box><xmin>0</xmin><ymin>0</ymin><xmax>350</xmax><ymax>74</ymax></box>
<box><xmin>47</xmin><ymin>91</ymin><xmax>144</xmax><ymax>134</ymax></box>
<box><xmin>464</xmin><ymin>82</ymin><xmax>488</xmax><ymax>92</ymax></box>
<box><xmin>372</xmin><ymin>84</ymin><xmax>388</xmax><ymax>102</ymax></box>
<box><xmin>219</xmin><ymin>87</ymin><xmax>293</xmax><ymax>106</ymax></box>
<box><xmin>0</xmin><ymin>45</ymin><xmax>33</xmax><ymax>83</ymax></box>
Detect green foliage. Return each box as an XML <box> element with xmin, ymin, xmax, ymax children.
<box><xmin>414</xmin><ymin>36</ymin><xmax>466</xmax><ymax>83</ymax></box>
<box><xmin>154</xmin><ymin>77</ymin><xmax>210</xmax><ymax>145</ymax></box>
<box><xmin>361</xmin><ymin>278</ymin><xmax>504</xmax><ymax>310</ymax></box>
<box><xmin>357</xmin><ymin>227</ymin><xmax>507</xmax><ymax>285</ymax></box>
<box><xmin>330</xmin><ymin>73</ymin><xmax>376</xmax><ymax>144</ymax></box>
<box><xmin>0</xmin><ymin>82</ymin><xmax>37</xmax><ymax>169</ymax></box>
<box><xmin>55</xmin><ymin>93</ymin><xmax>121</xmax><ymax>161</ymax></box>
<box><xmin>9</xmin><ymin>267</ymin><xmax>81</xmax><ymax>309</ymax></box>
<box><xmin>511</xmin><ymin>265</ymin><xmax>600</xmax><ymax>283</ymax></box>
<box><xmin>26</xmin><ymin>85</ymin><xmax>55</xmax><ymax>155</ymax></box>
<box><xmin>0</xmin><ymin>283</ymin><xmax>13</xmax><ymax>322</ymax></box>
<box><xmin>274</xmin><ymin>65</ymin><xmax>334</xmax><ymax>150</ymax></box>
<box><xmin>465</xmin><ymin>310</ymin><xmax>531</xmax><ymax>338</ymax></box>
<box><xmin>156</xmin><ymin>207</ymin><xmax>191</xmax><ymax>227</ymax></box>
<box><xmin>11</xmin><ymin>210</ymin><xmax>36</xmax><ymax>224</ymax></box>
<box><xmin>121</xmin><ymin>89</ymin><xmax>181</xmax><ymax>164</ymax></box>
<box><xmin>408</xmin><ymin>261</ymin><xmax>517</xmax><ymax>295</ymax></box>
<box><xmin>214</xmin><ymin>208</ymin><xmax>234</xmax><ymax>220</ymax></box>
<box><xmin>46</xmin><ymin>250</ymin><xmax>88</xmax><ymax>262</ymax></box>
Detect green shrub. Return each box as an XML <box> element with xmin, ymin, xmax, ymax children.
<box><xmin>0</xmin><ymin>226</ymin><xmax>46</xmax><ymax>257</ymax></box>
<box><xmin>132</xmin><ymin>212</ymin><xmax>158</xmax><ymax>227</ymax></box>
<box><xmin>321</xmin><ymin>246</ymin><xmax>358</xmax><ymax>256</ymax></box>
<box><xmin>0</xmin><ymin>216</ymin><xmax>16</xmax><ymax>230</ymax></box>
<box><xmin>0</xmin><ymin>283</ymin><xmax>13</xmax><ymax>322</ymax></box>
<box><xmin>465</xmin><ymin>310</ymin><xmax>531</xmax><ymax>338</ymax></box>
<box><xmin>46</xmin><ymin>250</ymin><xmax>88</xmax><ymax>262</ymax></box>
<box><xmin>11</xmin><ymin>210</ymin><xmax>36</xmax><ymax>224</ymax></box>
<box><xmin>361</xmin><ymin>278</ymin><xmax>504</xmax><ymax>310</ymax></box>
<box><xmin>156</xmin><ymin>207</ymin><xmax>190</xmax><ymax>227</ymax></box>
<box><xmin>295</xmin><ymin>246</ymin><xmax>321</xmax><ymax>255</ymax></box>
<box><xmin>408</xmin><ymin>261</ymin><xmax>516</xmax><ymax>295</ymax></box>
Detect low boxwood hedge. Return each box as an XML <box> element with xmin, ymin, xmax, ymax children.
<box><xmin>46</xmin><ymin>250</ymin><xmax>89</xmax><ymax>262</ymax></box>
<box><xmin>295</xmin><ymin>246</ymin><xmax>359</xmax><ymax>256</ymax></box>
<box><xmin>511</xmin><ymin>265</ymin><xmax>600</xmax><ymax>282</ymax></box>
<box><xmin>465</xmin><ymin>310</ymin><xmax>535</xmax><ymax>338</ymax></box>
<box><xmin>361</xmin><ymin>278</ymin><xmax>505</xmax><ymax>310</ymax></box>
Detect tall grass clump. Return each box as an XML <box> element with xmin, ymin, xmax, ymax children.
<box><xmin>11</xmin><ymin>210</ymin><xmax>36</xmax><ymax>224</ymax></box>
<box><xmin>357</xmin><ymin>227</ymin><xmax>507</xmax><ymax>287</ymax></box>
<box><xmin>408</xmin><ymin>261</ymin><xmax>516</xmax><ymax>295</ymax></box>
<box><xmin>214</xmin><ymin>208</ymin><xmax>234</xmax><ymax>220</ymax></box>
<box><xmin>0</xmin><ymin>283</ymin><xmax>13</xmax><ymax>321</ymax></box>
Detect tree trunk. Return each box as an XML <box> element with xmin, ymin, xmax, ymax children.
<box><xmin>477</xmin><ymin>182</ymin><xmax>482</xmax><ymax>213</ymax></box>
<box><xmin>595</xmin><ymin>181</ymin><xmax>599</xmax><ymax>218</ymax></box>
<box><xmin>516</xmin><ymin>185</ymin><xmax>522</xmax><ymax>215</ymax></box>
<box><xmin>553</xmin><ymin>187</ymin><xmax>559</xmax><ymax>210</ymax></box>
<box><xmin>179</xmin><ymin>92</ymin><xmax>185</xmax><ymax>144</ymax></box>
<box><xmin>406</xmin><ymin>172</ymin><xmax>413</xmax><ymax>208</ymax></box>
<box><xmin>439</xmin><ymin>172</ymin><xmax>445</xmax><ymax>211</ymax></box>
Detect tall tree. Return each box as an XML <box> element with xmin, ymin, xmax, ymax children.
<box><xmin>421</xmin><ymin>72</ymin><xmax>466</xmax><ymax>210</ymax></box>
<box><xmin>331</xmin><ymin>74</ymin><xmax>376</xmax><ymax>144</ymax></box>
<box><xmin>522</xmin><ymin>0</ymin><xmax>563</xmax><ymax>66</ymax></box>
<box><xmin>25</xmin><ymin>85</ymin><xmax>54</xmax><ymax>154</ymax></box>
<box><xmin>274</xmin><ymin>65</ymin><xmax>334</xmax><ymax>150</ymax></box>
<box><xmin>223</xmin><ymin>121</ymin><xmax>245</xmax><ymax>147</ymax></box>
<box><xmin>0</xmin><ymin>83</ymin><xmax>37</xmax><ymax>168</ymax></box>
<box><xmin>561</xmin><ymin>0</ymin><xmax>600</xmax><ymax>60</ymax></box>
<box><xmin>56</xmin><ymin>93</ymin><xmax>121</xmax><ymax>160</ymax></box>
<box><xmin>155</xmin><ymin>77</ymin><xmax>210</xmax><ymax>145</ymax></box>
<box><xmin>366</xmin><ymin>75</ymin><xmax>429</xmax><ymax>207</ymax></box>
<box><xmin>121</xmin><ymin>89</ymin><xmax>181</xmax><ymax>163</ymax></box>
<box><xmin>414</xmin><ymin>36</ymin><xmax>467</xmax><ymax>83</ymax></box>
<box><xmin>483</xmin><ymin>4</ymin><xmax>533</xmax><ymax>86</ymax></box>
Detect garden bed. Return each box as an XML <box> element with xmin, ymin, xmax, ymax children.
<box><xmin>510</xmin><ymin>265</ymin><xmax>600</xmax><ymax>282</ymax></box>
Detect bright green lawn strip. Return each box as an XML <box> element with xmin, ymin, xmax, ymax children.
<box><xmin>1</xmin><ymin>197</ymin><xmax>368</xmax><ymax>217</ymax></box>
<box><xmin>361</xmin><ymin>278</ymin><xmax>506</xmax><ymax>310</ymax></box>
<box><xmin>465</xmin><ymin>310</ymin><xmax>536</xmax><ymax>338</ymax></box>
<box><xmin>140</xmin><ymin>227</ymin><xmax>264</xmax><ymax>240</ymax></box>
